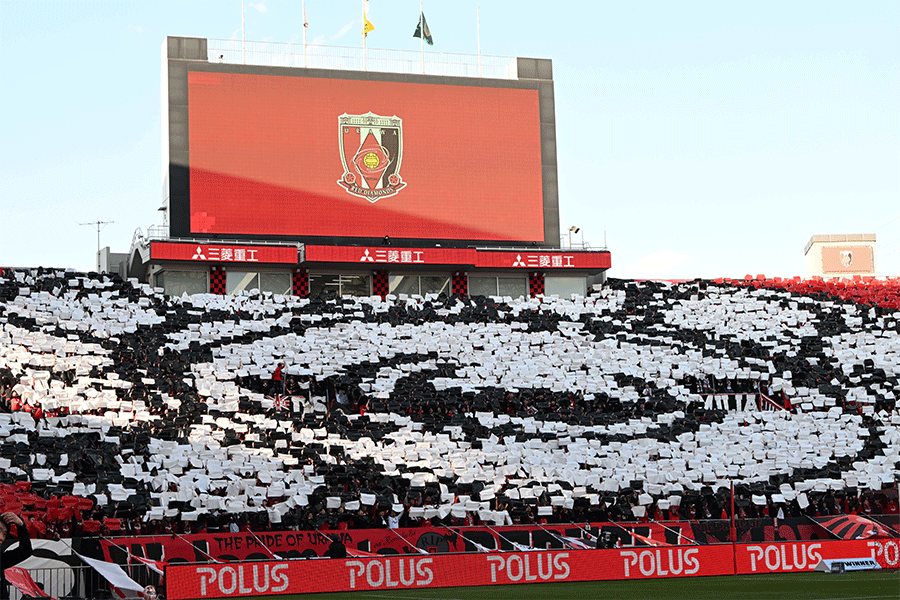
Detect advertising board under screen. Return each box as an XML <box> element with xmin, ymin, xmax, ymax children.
<box><xmin>187</xmin><ymin>70</ymin><xmax>546</xmax><ymax>242</ymax></box>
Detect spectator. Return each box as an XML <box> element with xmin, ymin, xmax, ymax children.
<box><xmin>0</xmin><ymin>511</ymin><xmax>32</xmax><ymax>600</ymax></box>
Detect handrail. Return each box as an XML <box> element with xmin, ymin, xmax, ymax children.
<box><xmin>146</xmin><ymin>235</ymin><xmax>301</xmax><ymax>248</ymax></box>
<box><xmin>205</xmin><ymin>38</ymin><xmax>518</xmax><ymax>80</ymax></box>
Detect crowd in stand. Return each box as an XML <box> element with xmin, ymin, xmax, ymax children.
<box><xmin>0</xmin><ymin>267</ymin><xmax>897</xmax><ymax>540</ymax></box>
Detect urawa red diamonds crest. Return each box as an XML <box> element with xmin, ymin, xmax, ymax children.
<box><xmin>338</xmin><ymin>112</ymin><xmax>406</xmax><ymax>202</ymax></box>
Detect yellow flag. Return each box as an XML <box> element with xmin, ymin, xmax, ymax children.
<box><xmin>363</xmin><ymin>14</ymin><xmax>374</xmax><ymax>38</ymax></box>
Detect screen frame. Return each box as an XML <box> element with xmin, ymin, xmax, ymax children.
<box><xmin>165</xmin><ymin>45</ymin><xmax>559</xmax><ymax>248</ymax></box>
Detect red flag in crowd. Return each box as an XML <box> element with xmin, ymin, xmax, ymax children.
<box><xmin>5</xmin><ymin>567</ymin><xmax>53</xmax><ymax>598</ymax></box>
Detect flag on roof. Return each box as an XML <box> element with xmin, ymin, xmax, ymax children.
<box><xmin>363</xmin><ymin>5</ymin><xmax>374</xmax><ymax>40</ymax></box>
<box><xmin>413</xmin><ymin>11</ymin><xmax>433</xmax><ymax>45</ymax></box>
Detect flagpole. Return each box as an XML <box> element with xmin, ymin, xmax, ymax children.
<box><xmin>241</xmin><ymin>0</ymin><xmax>245</xmax><ymax>64</ymax></box>
<box><xmin>730</xmin><ymin>482</ymin><xmax>736</xmax><ymax>543</ymax></box>
<box><xmin>302</xmin><ymin>0</ymin><xmax>307</xmax><ymax>68</ymax></box>
<box><xmin>362</xmin><ymin>0</ymin><xmax>367</xmax><ymax>71</ymax></box>
<box><xmin>388</xmin><ymin>528</ymin><xmax>429</xmax><ymax>554</ymax></box>
<box><xmin>420</xmin><ymin>1</ymin><xmax>425</xmax><ymax>74</ymax></box>
<box><xmin>731</xmin><ymin>481</ymin><xmax>738</xmax><ymax>576</ymax></box>
<box><xmin>477</xmin><ymin>3</ymin><xmax>482</xmax><ymax>78</ymax></box>
<box><xmin>248</xmin><ymin>529</ymin><xmax>282</xmax><ymax>559</ymax></box>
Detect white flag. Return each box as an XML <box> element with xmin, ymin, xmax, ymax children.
<box><xmin>76</xmin><ymin>552</ymin><xmax>144</xmax><ymax>593</ymax></box>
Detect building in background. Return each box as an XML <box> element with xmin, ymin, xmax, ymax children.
<box><xmin>126</xmin><ymin>36</ymin><xmax>610</xmax><ymax>299</ymax></box>
<box><xmin>805</xmin><ymin>234</ymin><xmax>876</xmax><ymax>279</ymax></box>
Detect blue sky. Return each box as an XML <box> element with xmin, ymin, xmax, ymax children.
<box><xmin>2</xmin><ymin>1</ymin><xmax>898</xmax><ymax>278</ymax></box>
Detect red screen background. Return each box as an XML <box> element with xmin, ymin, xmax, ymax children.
<box><xmin>188</xmin><ymin>71</ymin><xmax>545</xmax><ymax>241</ymax></box>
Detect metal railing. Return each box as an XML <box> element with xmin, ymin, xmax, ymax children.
<box><xmin>141</xmin><ymin>226</ymin><xmax>301</xmax><ymax>249</ymax></box>
<box><xmin>14</xmin><ymin>563</ymin><xmax>163</xmax><ymax>600</ymax></box>
<box><xmin>13</xmin><ymin>565</ymin><xmax>100</xmax><ymax>600</ymax></box>
<box><xmin>145</xmin><ymin>225</ymin><xmax>168</xmax><ymax>241</ymax></box>
<box><xmin>206</xmin><ymin>38</ymin><xmax>518</xmax><ymax>80</ymax></box>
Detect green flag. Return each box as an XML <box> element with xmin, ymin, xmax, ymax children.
<box><xmin>413</xmin><ymin>11</ymin><xmax>433</xmax><ymax>45</ymax></box>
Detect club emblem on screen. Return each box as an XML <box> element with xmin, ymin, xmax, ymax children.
<box><xmin>338</xmin><ymin>112</ymin><xmax>406</xmax><ymax>202</ymax></box>
<box><xmin>840</xmin><ymin>250</ymin><xmax>853</xmax><ymax>268</ymax></box>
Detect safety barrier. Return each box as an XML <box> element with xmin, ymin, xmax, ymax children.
<box><xmin>9</xmin><ymin>565</ymin><xmax>96</xmax><ymax>600</ymax></box>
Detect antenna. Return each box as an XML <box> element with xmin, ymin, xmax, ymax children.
<box><xmin>79</xmin><ymin>220</ymin><xmax>115</xmax><ymax>272</ymax></box>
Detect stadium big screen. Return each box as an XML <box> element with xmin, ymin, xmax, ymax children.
<box><xmin>165</xmin><ymin>38</ymin><xmax>560</xmax><ymax>246</ymax></box>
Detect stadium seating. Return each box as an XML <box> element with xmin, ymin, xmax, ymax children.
<box><xmin>0</xmin><ymin>267</ymin><xmax>897</xmax><ymax>534</ymax></box>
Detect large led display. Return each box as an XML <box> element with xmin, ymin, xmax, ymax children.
<box><xmin>185</xmin><ymin>70</ymin><xmax>546</xmax><ymax>242</ymax></box>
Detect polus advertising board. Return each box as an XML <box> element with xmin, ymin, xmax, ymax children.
<box><xmin>735</xmin><ymin>538</ymin><xmax>900</xmax><ymax>574</ymax></box>
<box><xmin>166</xmin><ymin>546</ymin><xmax>735</xmax><ymax>598</ymax></box>
<box><xmin>165</xmin><ymin>539</ymin><xmax>900</xmax><ymax>598</ymax></box>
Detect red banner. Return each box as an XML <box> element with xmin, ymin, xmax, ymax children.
<box><xmin>150</xmin><ymin>242</ymin><xmax>298</xmax><ymax>264</ymax></box>
<box><xmin>735</xmin><ymin>538</ymin><xmax>900</xmax><ymax>574</ymax></box>
<box><xmin>98</xmin><ymin>519</ymin><xmax>899</xmax><ymax>567</ymax></box>
<box><xmin>304</xmin><ymin>245</ymin><xmax>611</xmax><ymax>270</ymax></box>
<box><xmin>5</xmin><ymin>567</ymin><xmax>51</xmax><ymax>598</ymax></box>
<box><xmin>97</xmin><ymin>524</ymin><xmax>691</xmax><ymax>565</ymax></box>
<box><xmin>166</xmin><ymin>545</ymin><xmax>736</xmax><ymax>598</ymax></box>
